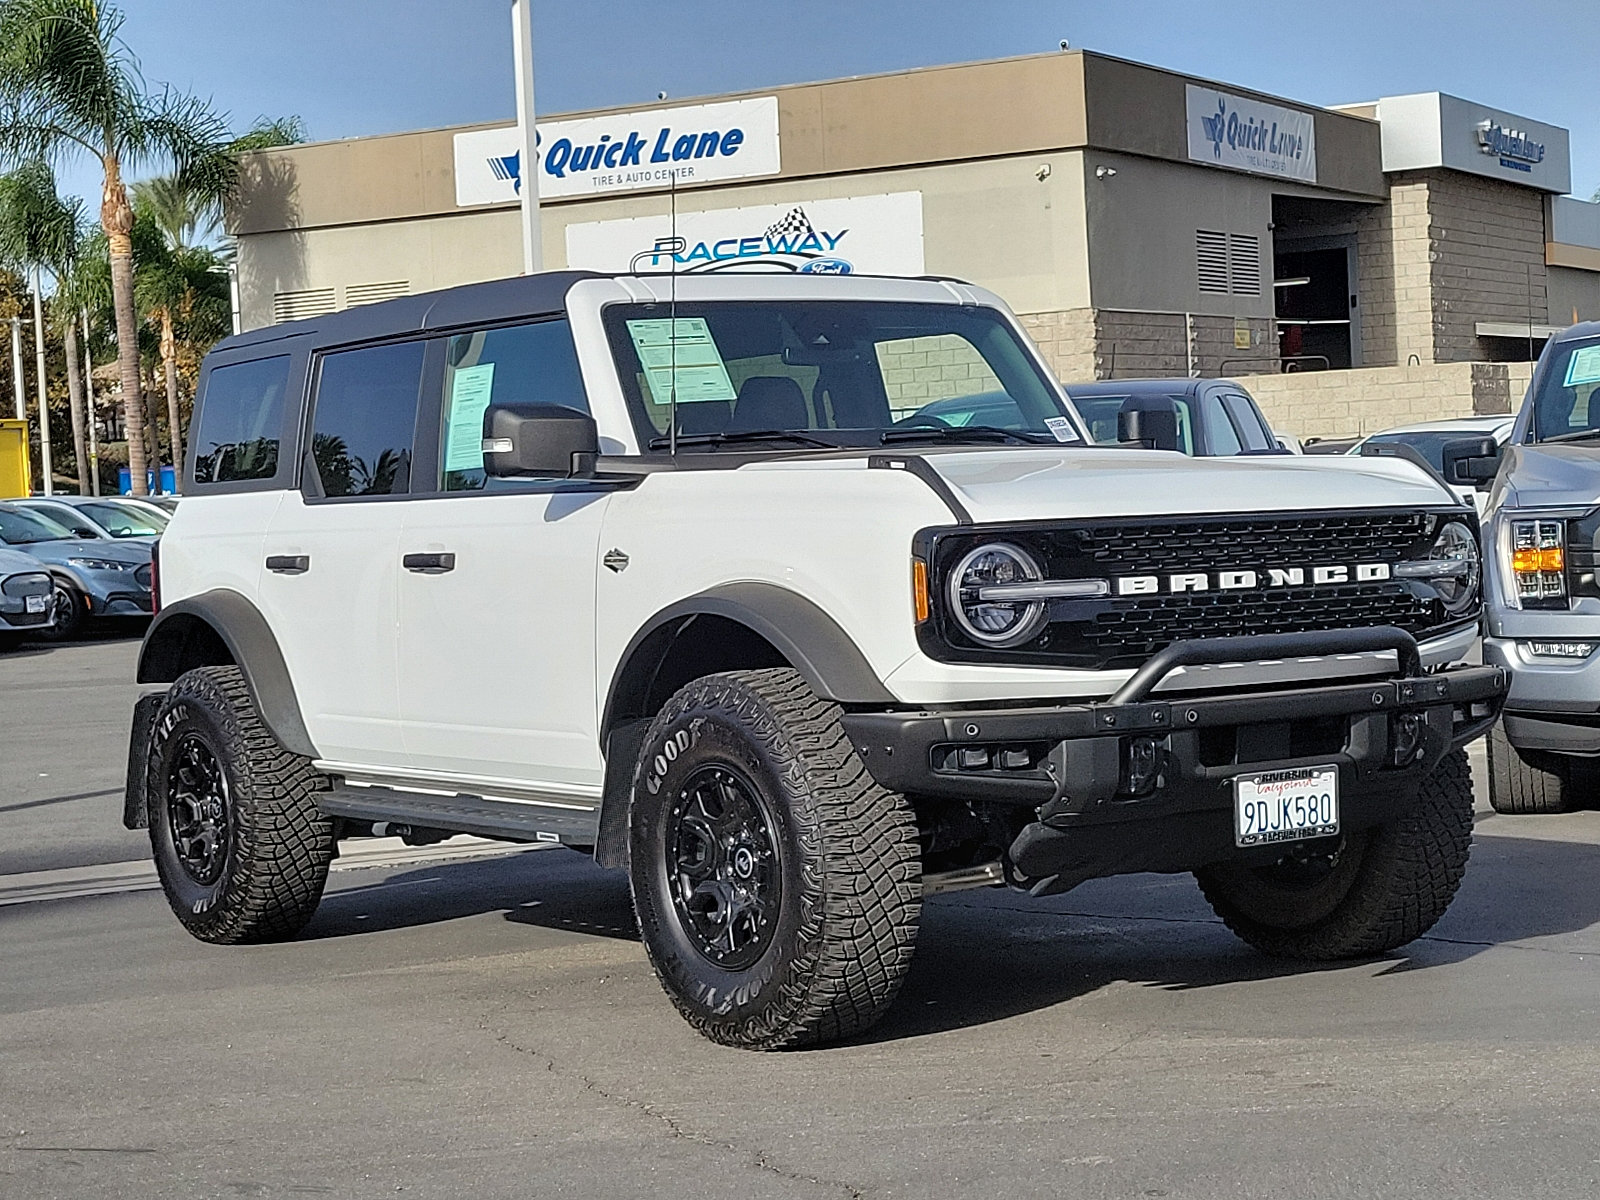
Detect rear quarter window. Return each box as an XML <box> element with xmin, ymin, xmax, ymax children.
<box><xmin>191</xmin><ymin>356</ymin><xmax>294</xmax><ymax>486</ymax></box>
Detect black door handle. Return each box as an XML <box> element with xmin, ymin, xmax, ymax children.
<box><xmin>265</xmin><ymin>555</ymin><xmax>310</xmax><ymax>575</ymax></box>
<box><xmin>402</xmin><ymin>552</ymin><xmax>456</xmax><ymax>574</ymax></box>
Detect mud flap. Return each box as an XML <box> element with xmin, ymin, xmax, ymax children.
<box><xmin>123</xmin><ymin>692</ymin><xmax>165</xmax><ymax>830</ymax></box>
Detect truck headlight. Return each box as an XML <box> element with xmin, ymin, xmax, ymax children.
<box><xmin>948</xmin><ymin>542</ymin><xmax>1049</xmax><ymax>647</ymax></box>
<box><xmin>1395</xmin><ymin>519</ymin><xmax>1481</xmax><ymax>616</ymax></box>
<box><xmin>1507</xmin><ymin>517</ymin><xmax>1567</xmax><ymax>609</ymax></box>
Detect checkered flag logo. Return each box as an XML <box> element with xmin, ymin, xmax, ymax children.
<box><xmin>765</xmin><ymin>206</ymin><xmax>816</xmax><ymax>243</ymax></box>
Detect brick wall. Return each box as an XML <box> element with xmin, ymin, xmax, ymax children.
<box><xmin>1019</xmin><ymin>308</ymin><xmax>1278</xmax><ymax>382</ymax></box>
<box><xmin>1242</xmin><ymin>360</ymin><xmax>1533</xmax><ymax>440</ymax></box>
<box><xmin>1018</xmin><ymin>309</ymin><xmax>1096</xmax><ymax>381</ymax></box>
<box><xmin>1427</xmin><ymin>172</ymin><xmax>1547</xmax><ymax>361</ymax></box>
<box><xmin>877</xmin><ymin>334</ymin><xmax>1005</xmax><ymax>416</ymax></box>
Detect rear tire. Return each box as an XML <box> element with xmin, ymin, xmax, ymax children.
<box><xmin>1197</xmin><ymin>749</ymin><xmax>1474</xmax><ymax>960</ymax></box>
<box><xmin>1487</xmin><ymin>721</ymin><xmax>1577</xmax><ymax>814</ymax></box>
<box><xmin>628</xmin><ymin>668</ymin><xmax>921</xmax><ymax>1049</ymax></box>
<box><xmin>147</xmin><ymin>666</ymin><xmax>334</xmax><ymax>943</ymax></box>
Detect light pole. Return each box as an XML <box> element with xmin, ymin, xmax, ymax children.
<box><xmin>82</xmin><ymin>310</ymin><xmax>100</xmax><ymax>496</ymax></box>
<box><xmin>512</xmin><ymin>0</ymin><xmax>543</xmax><ymax>274</ymax></box>
<box><xmin>8</xmin><ymin>314</ymin><xmax>23</xmax><ymax>422</ymax></box>
<box><xmin>30</xmin><ymin>269</ymin><xmax>52</xmax><ymax>496</ymax></box>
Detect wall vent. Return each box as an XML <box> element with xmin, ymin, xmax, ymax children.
<box><xmin>1196</xmin><ymin>230</ymin><xmax>1230</xmax><ymax>294</ymax></box>
<box><xmin>345</xmin><ymin>280</ymin><xmax>411</xmax><ymax>308</ymax></box>
<box><xmin>272</xmin><ymin>288</ymin><xmax>337</xmax><ymax>324</ymax></box>
<box><xmin>1228</xmin><ymin>234</ymin><xmax>1261</xmax><ymax>295</ymax></box>
<box><xmin>1196</xmin><ymin>231</ymin><xmax>1262</xmax><ymax>296</ymax></box>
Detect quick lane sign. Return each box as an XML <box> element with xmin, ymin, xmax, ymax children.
<box><xmin>1185</xmin><ymin>84</ymin><xmax>1317</xmax><ymax>183</ymax></box>
<box><xmin>454</xmin><ymin>96</ymin><xmax>780</xmax><ymax>205</ymax></box>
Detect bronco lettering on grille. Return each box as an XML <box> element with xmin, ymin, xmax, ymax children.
<box><xmin>1114</xmin><ymin>563</ymin><xmax>1392</xmax><ymax>596</ymax></box>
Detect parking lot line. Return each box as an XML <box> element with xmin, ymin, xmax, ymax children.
<box><xmin>0</xmin><ymin>836</ymin><xmax>551</xmax><ymax>908</ymax></box>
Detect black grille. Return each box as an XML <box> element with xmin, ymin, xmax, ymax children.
<box><xmin>1085</xmin><ymin>584</ymin><xmax>1438</xmax><ymax>661</ymax></box>
<box><xmin>135</xmin><ymin>563</ymin><xmax>152</xmax><ymax>589</ymax></box>
<box><xmin>1070</xmin><ymin>512</ymin><xmax>1436</xmax><ymax>574</ymax></box>
<box><xmin>924</xmin><ymin>509</ymin><xmax>1469</xmax><ymax>671</ymax></box>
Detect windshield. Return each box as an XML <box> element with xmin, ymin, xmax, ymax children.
<box><xmin>0</xmin><ymin>506</ymin><xmax>74</xmax><ymax>545</ymax></box>
<box><xmin>1532</xmin><ymin>335</ymin><xmax>1600</xmax><ymax>443</ymax></box>
<box><xmin>601</xmin><ymin>301</ymin><xmax>1083</xmax><ymax>451</ymax></box>
<box><xmin>81</xmin><ymin>502</ymin><xmax>165</xmax><ymax>536</ymax></box>
<box><xmin>1068</xmin><ymin>393</ymin><xmax>1196</xmax><ymax>453</ymax></box>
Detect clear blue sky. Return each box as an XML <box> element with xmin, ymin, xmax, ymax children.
<box><xmin>58</xmin><ymin>0</ymin><xmax>1600</xmax><ymax>209</ymax></box>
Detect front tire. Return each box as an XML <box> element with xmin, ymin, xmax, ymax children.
<box><xmin>1487</xmin><ymin>721</ymin><xmax>1577</xmax><ymax>814</ymax></box>
<box><xmin>628</xmin><ymin>668</ymin><xmax>921</xmax><ymax>1049</ymax></box>
<box><xmin>38</xmin><ymin>581</ymin><xmax>85</xmax><ymax>640</ymax></box>
<box><xmin>1197</xmin><ymin>749</ymin><xmax>1474</xmax><ymax>960</ymax></box>
<box><xmin>147</xmin><ymin>666</ymin><xmax>334</xmax><ymax>943</ymax></box>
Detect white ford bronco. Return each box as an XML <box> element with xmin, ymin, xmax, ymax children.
<box><xmin>125</xmin><ymin>271</ymin><xmax>1505</xmax><ymax>1049</ymax></box>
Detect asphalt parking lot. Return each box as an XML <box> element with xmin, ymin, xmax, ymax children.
<box><xmin>6</xmin><ymin>636</ymin><xmax>1600</xmax><ymax>1199</ymax></box>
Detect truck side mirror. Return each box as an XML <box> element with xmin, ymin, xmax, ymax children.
<box><xmin>1440</xmin><ymin>437</ymin><xmax>1502</xmax><ymax>489</ymax></box>
<box><xmin>481</xmin><ymin>404</ymin><xmax>599</xmax><ymax>479</ymax></box>
<box><xmin>1117</xmin><ymin>403</ymin><xmax>1181</xmax><ymax>452</ymax></box>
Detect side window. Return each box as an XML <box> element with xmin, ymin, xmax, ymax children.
<box><xmin>1200</xmin><ymin>391</ymin><xmax>1244</xmax><ymax>455</ymax></box>
<box><xmin>1220</xmin><ymin>393</ymin><xmax>1272</xmax><ymax>451</ymax></box>
<box><xmin>309</xmin><ymin>341</ymin><xmax>425</xmax><ymax>498</ymax></box>
<box><xmin>191</xmin><ymin>356</ymin><xmax>291</xmax><ymax>485</ymax></box>
<box><xmin>439</xmin><ymin>319</ymin><xmax>588</xmax><ymax>491</ymax></box>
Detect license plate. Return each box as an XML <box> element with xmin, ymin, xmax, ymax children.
<box><xmin>24</xmin><ymin>595</ymin><xmax>47</xmax><ymax>614</ymax></box>
<box><xmin>1234</xmin><ymin>766</ymin><xmax>1339</xmax><ymax>847</ymax></box>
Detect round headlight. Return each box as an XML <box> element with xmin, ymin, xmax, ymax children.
<box><xmin>947</xmin><ymin>542</ymin><xmax>1049</xmax><ymax>648</ymax></box>
<box><xmin>1429</xmin><ymin>519</ymin><xmax>1481</xmax><ymax>615</ymax></box>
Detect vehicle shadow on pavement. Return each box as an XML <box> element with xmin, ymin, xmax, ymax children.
<box><xmin>299</xmin><ymin>827</ymin><xmax>1600</xmax><ymax>1044</ymax></box>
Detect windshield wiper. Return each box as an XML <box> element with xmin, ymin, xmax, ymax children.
<box><xmin>880</xmin><ymin>424</ymin><xmax>1061</xmax><ymax>446</ymax></box>
<box><xmin>1540</xmin><ymin>427</ymin><xmax>1600</xmax><ymax>445</ymax></box>
<box><xmin>647</xmin><ymin>428</ymin><xmax>836</xmax><ymax>451</ymax></box>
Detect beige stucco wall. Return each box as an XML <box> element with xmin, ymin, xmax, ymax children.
<box><xmin>237</xmin><ymin>152</ymin><xmax>1092</xmax><ymax>331</ymax></box>
<box><xmin>1245</xmin><ymin>360</ymin><xmax>1535</xmax><ymax>439</ymax></box>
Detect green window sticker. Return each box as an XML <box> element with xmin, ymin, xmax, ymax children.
<box><xmin>1564</xmin><ymin>344</ymin><xmax>1600</xmax><ymax>388</ymax></box>
<box><xmin>444</xmin><ymin>362</ymin><xmax>496</xmax><ymax>472</ymax></box>
<box><xmin>626</xmin><ymin>317</ymin><xmax>737</xmax><ymax>405</ymax></box>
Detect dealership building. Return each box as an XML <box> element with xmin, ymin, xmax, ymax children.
<box><xmin>229</xmin><ymin>51</ymin><xmax>1600</xmax><ymax>437</ymax></box>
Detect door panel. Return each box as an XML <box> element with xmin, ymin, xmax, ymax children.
<box><xmin>396</xmin><ymin>489</ymin><xmax>610</xmax><ymax>790</ymax></box>
<box><xmin>259</xmin><ymin>493</ymin><xmax>405</xmax><ymax>766</ymax></box>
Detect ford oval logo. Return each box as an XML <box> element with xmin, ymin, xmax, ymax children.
<box><xmin>797</xmin><ymin>257</ymin><xmax>852</xmax><ymax>275</ymax></box>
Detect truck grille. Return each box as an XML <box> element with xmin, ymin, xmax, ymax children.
<box><xmin>925</xmin><ymin>509</ymin><xmax>1466</xmax><ymax>671</ymax></box>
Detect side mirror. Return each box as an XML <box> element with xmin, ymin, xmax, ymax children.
<box><xmin>481</xmin><ymin>404</ymin><xmax>599</xmax><ymax>479</ymax></box>
<box><xmin>1440</xmin><ymin>436</ymin><xmax>1502</xmax><ymax>489</ymax></box>
<box><xmin>1117</xmin><ymin>403</ymin><xmax>1181</xmax><ymax>452</ymax></box>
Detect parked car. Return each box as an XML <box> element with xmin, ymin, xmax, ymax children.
<box><xmin>906</xmin><ymin>378</ymin><xmax>1285</xmax><ymax>457</ymax></box>
<box><xmin>0</xmin><ymin>545</ymin><xmax>55</xmax><ymax>643</ymax></box>
<box><xmin>1063</xmin><ymin>379</ymin><xmax>1285</xmax><ymax>456</ymax></box>
<box><xmin>1347</xmin><ymin>415</ymin><xmax>1515</xmax><ymax>510</ymax></box>
<box><xmin>0</xmin><ymin>502</ymin><xmax>153</xmax><ymax>638</ymax></box>
<box><xmin>1467</xmin><ymin>321</ymin><xmax>1600</xmax><ymax>813</ymax></box>
<box><xmin>13</xmin><ymin>496</ymin><xmax>160</xmax><ymax>544</ymax></box>
<box><xmin>1303</xmin><ymin>435</ymin><xmax>1362</xmax><ymax>455</ymax></box>
<box><xmin>137</xmin><ymin>494</ymin><xmax>181</xmax><ymax>514</ymax></box>
<box><xmin>127</xmin><ymin>270</ymin><xmax>1501</xmax><ymax>1050</ymax></box>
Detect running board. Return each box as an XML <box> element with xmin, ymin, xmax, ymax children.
<box><xmin>923</xmin><ymin>861</ymin><xmax>1006</xmax><ymax>896</ymax></box>
<box><xmin>320</xmin><ymin>784</ymin><xmax>600</xmax><ymax>847</ymax></box>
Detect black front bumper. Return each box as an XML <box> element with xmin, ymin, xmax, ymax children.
<box><xmin>843</xmin><ymin>628</ymin><xmax>1506</xmax><ymax>895</ymax></box>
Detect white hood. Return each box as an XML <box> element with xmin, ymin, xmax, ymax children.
<box><xmin>912</xmin><ymin>447</ymin><xmax>1459</xmax><ymax>523</ymax></box>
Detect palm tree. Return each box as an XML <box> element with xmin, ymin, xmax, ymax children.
<box><xmin>0</xmin><ymin>157</ymin><xmax>82</xmax><ymax>491</ymax></box>
<box><xmin>0</xmin><ymin>0</ymin><xmax>230</xmax><ymax>495</ymax></box>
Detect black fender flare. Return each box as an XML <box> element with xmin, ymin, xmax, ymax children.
<box><xmin>593</xmin><ymin>582</ymin><xmax>895</xmax><ymax>869</ymax></box>
<box><xmin>601</xmin><ymin>582</ymin><xmax>895</xmax><ymax>736</ymax></box>
<box><xmin>137</xmin><ymin>590</ymin><xmax>318</xmax><ymax>759</ymax></box>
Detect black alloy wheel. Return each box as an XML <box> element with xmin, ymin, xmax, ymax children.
<box><xmin>164</xmin><ymin>733</ymin><xmax>232</xmax><ymax>885</ymax></box>
<box><xmin>666</xmin><ymin>764</ymin><xmax>782</xmax><ymax>971</ymax></box>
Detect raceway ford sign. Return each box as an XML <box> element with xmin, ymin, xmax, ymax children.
<box><xmin>454</xmin><ymin>96</ymin><xmax>780</xmax><ymax>204</ymax></box>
